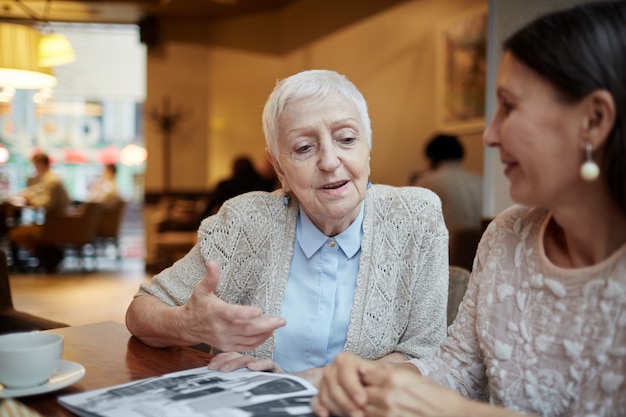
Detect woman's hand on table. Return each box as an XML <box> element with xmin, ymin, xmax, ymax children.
<box><xmin>314</xmin><ymin>356</ymin><xmax>511</xmax><ymax>417</ymax></box>
<box><xmin>181</xmin><ymin>260</ymin><xmax>286</xmax><ymax>352</ymax></box>
<box><xmin>356</xmin><ymin>363</ymin><xmax>466</xmax><ymax>417</ymax></box>
<box><xmin>359</xmin><ymin>364</ymin><xmax>526</xmax><ymax>417</ymax></box>
<box><xmin>313</xmin><ymin>352</ymin><xmax>372</xmax><ymax>417</ymax></box>
<box><xmin>208</xmin><ymin>352</ymin><xmax>284</xmax><ymax>373</ymax></box>
<box><xmin>208</xmin><ymin>352</ymin><xmax>325</xmax><ymax>387</ymax></box>
<box><xmin>313</xmin><ymin>352</ymin><xmax>446</xmax><ymax>417</ymax></box>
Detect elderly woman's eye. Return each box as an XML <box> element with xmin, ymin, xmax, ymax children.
<box><xmin>295</xmin><ymin>144</ymin><xmax>313</xmax><ymax>154</ymax></box>
<box><xmin>338</xmin><ymin>136</ymin><xmax>357</xmax><ymax>145</ymax></box>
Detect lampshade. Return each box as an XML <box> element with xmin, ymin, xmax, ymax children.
<box><xmin>39</xmin><ymin>33</ymin><xmax>76</xmax><ymax>67</ymax></box>
<box><xmin>0</xmin><ymin>23</ymin><xmax>57</xmax><ymax>90</ymax></box>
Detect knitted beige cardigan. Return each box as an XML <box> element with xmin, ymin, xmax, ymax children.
<box><xmin>138</xmin><ymin>184</ymin><xmax>449</xmax><ymax>361</ymax></box>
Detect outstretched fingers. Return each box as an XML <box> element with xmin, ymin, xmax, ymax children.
<box><xmin>210</xmin><ymin>301</ymin><xmax>285</xmax><ymax>350</ymax></box>
<box><xmin>185</xmin><ymin>259</ymin><xmax>286</xmax><ymax>352</ymax></box>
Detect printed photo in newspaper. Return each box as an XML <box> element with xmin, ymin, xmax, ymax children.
<box><xmin>58</xmin><ymin>367</ymin><xmax>318</xmax><ymax>417</ymax></box>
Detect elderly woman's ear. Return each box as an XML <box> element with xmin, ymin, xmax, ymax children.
<box><xmin>265</xmin><ymin>149</ymin><xmax>289</xmax><ymax>192</ymax></box>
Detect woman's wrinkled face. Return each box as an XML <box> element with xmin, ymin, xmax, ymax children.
<box><xmin>269</xmin><ymin>93</ymin><xmax>371</xmax><ymax>236</ymax></box>
<box><xmin>483</xmin><ymin>52</ymin><xmax>588</xmax><ymax>208</ymax></box>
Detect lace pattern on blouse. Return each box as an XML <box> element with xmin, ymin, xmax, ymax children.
<box><xmin>412</xmin><ymin>205</ymin><xmax>626</xmax><ymax>417</ymax></box>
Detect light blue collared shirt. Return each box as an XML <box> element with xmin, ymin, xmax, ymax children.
<box><xmin>273</xmin><ymin>203</ymin><xmax>364</xmax><ymax>372</ymax></box>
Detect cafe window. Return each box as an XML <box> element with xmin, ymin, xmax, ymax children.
<box><xmin>0</xmin><ymin>23</ymin><xmax>146</xmax><ymax>203</ymax></box>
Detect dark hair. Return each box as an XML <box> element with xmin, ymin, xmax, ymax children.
<box><xmin>232</xmin><ymin>156</ymin><xmax>257</xmax><ymax>178</ymax></box>
<box><xmin>31</xmin><ymin>152</ymin><xmax>50</xmax><ymax>167</ymax></box>
<box><xmin>425</xmin><ymin>134</ymin><xmax>464</xmax><ymax>168</ymax></box>
<box><xmin>105</xmin><ymin>163</ymin><xmax>117</xmax><ymax>176</ymax></box>
<box><xmin>504</xmin><ymin>0</ymin><xmax>626</xmax><ymax>214</ymax></box>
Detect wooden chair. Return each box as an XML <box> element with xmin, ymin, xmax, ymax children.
<box><xmin>95</xmin><ymin>199</ymin><xmax>126</xmax><ymax>261</ymax></box>
<box><xmin>0</xmin><ymin>249</ymin><xmax>68</xmax><ymax>334</ymax></box>
<box><xmin>151</xmin><ymin>231</ymin><xmax>197</xmax><ymax>274</ymax></box>
<box><xmin>449</xmin><ymin>227</ymin><xmax>482</xmax><ymax>271</ymax></box>
<box><xmin>38</xmin><ymin>202</ymin><xmax>104</xmax><ymax>271</ymax></box>
<box><xmin>448</xmin><ymin>265</ymin><xmax>471</xmax><ymax>327</ymax></box>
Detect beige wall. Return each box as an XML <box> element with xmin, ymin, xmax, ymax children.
<box><xmin>145</xmin><ymin>0</ymin><xmax>486</xmax><ymax>192</ymax></box>
<box><xmin>145</xmin><ymin>41</ymin><xmax>210</xmax><ymax>191</ymax></box>
<box><xmin>206</xmin><ymin>49</ymin><xmax>282</xmax><ymax>187</ymax></box>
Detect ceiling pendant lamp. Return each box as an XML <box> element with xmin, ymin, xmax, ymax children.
<box><xmin>0</xmin><ymin>23</ymin><xmax>57</xmax><ymax>90</ymax></box>
<box><xmin>37</xmin><ymin>0</ymin><xmax>76</xmax><ymax>68</ymax></box>
<box><xmin>39</xmin><ymin>32</ymin><xmax>76</xmax><ymax>67</ymax></box>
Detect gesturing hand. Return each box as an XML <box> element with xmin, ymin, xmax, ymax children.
<box><xmin>181</xmin><ymin>260</ymin><xmax>286</xmax><ymax>352</ymax></box>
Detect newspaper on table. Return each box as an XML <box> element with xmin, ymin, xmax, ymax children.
<box><xmin>58</xmin><ymin>366</ymin><xmax>318</xmax><ymax>417</ymax></box>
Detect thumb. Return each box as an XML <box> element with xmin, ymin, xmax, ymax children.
<box><xmin>196</xmin><ymin>259</ymin><xmax>221</xmax><ymax>296</ymax></box>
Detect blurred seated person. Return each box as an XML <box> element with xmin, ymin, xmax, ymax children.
<box><xmin>159</xmin><ymin>156</ymin><xmax>277</xmax><ymax>233</ymax></box>
<box><xmin>88</xmin><ymin>163</ymin><xmax>122</xmax><ymax>208</ymax></box>
<box><xmin>413</xmin><ymin>134</ymin><xmax>482</xmax><ymax>231</ymax></box>
<box><xmin>126</xmin><ymin>69</ymin><xmax>449</xmax><ymax>385</ymax></box>
<box><xmin>406</xmin><ymin>170</ymin><xmax>423</xmax><ymax>186</ymax></box>
<box><xmin>157</xmin><ymin>156</ymin><xmax>270</xmax><ymax>232</ymax></box>
<box><xmin>200</xmin><ymin>155</ymin><xmax>275</xmax><ymax>218</ymax></box>
<box><xmin>258</xmin><ymin>156</ymin><xmax>281</xmax><ymax>192</ymax></box>
<box><xmin>11</xmin><ymin>152</ymin><xmax>70</xmax><ymax>215</ymax></box>
<box><xmin>8</xmin><ymin>152</ymin><xmax>71</xmax><ymax>271</ymax></box>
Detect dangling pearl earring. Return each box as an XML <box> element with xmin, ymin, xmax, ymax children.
<box><xmin>580</xmin><ymin>143</ymin><xmax>600</xmax><ymax>182</ymax></box>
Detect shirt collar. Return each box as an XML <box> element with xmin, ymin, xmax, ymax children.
<box><xmin>297</xmin><ymin>202</ymin><xmax>364</xmax><ymax>259</ymax></box>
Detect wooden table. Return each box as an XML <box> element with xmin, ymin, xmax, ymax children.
<box><xmin>16</xmin><ymin>321</ymin><xmax>214</xmax><ymax>416</ymax></box>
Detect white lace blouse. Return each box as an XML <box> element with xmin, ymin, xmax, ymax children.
<box><xmin>411</xmin><ymin>205</ymin><xmax>626</xmax><ymax>417</ymax></box>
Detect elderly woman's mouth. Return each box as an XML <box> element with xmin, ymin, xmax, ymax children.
<box><xmin>322</xmin><ymin>181</ymin><xmax>349</xmax><ymax>190</ymax></box>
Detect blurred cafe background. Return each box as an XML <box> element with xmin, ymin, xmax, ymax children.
<box><xmin>0</xmin><ymin>0</ymin><xmax>596</xmax><ymax>326</ymax></box>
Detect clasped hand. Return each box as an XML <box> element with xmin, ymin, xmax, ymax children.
<box><xmin>313</xmin><ymin>352</ymin><xmax>466</xmax><ymax>417</ymax></box>
<box><xmin>180</xmin><ymin>259</ymin><xmax>286</xmax><ymax>353</ymax></box>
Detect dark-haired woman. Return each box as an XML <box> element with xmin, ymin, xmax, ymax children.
<box><xmin>314</xmin><ymin>2</ymin><xmax>626</xmax><ymax>416</ymax></box>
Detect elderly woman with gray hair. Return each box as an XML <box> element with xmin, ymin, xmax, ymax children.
<box><xmin>126</xmin><ymin>69</ymin><xmax>449</xmax><ymax>384</ymax></box>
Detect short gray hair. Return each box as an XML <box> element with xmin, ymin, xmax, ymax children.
<box><xmin>262</xmin><ymin>69</ymin><xmax>372</xmax><ymax>160</ymax></box>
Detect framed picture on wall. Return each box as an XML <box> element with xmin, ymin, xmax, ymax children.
<box><xmin>436</xmin><ymin>6</ymin><xmax>487</xmax><ymax>133</ymax></box>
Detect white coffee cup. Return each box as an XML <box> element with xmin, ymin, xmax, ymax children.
<box><xmin>0</xmin><ymin>332</ymin><xmax>64</xmax><ymax>389</ymax></box>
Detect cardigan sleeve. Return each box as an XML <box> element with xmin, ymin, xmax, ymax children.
<box><xmin>135</xmin><ymin>240</ymin><xmax>207</xmax><ymax>306</ymax></box>
<box><xmin>396</xmin><ymin>187</ymin><xmax>449</xmax><ymax>358</ymax></box>
<box><xmin>135</xmin><ymin>190</ymin><xmax>295</xmax><ymax>314</ymax></box>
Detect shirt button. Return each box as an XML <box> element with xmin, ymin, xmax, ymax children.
<box><xmin>328</xmin><ymin>240</ymin><xmax>336</xmax><ymax>247</ymax></box>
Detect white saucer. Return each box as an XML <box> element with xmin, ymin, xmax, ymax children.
<box><xmin>0</xmin><ymin>360</ymin><xmax>85</xmax><ymax>398</ymax></box>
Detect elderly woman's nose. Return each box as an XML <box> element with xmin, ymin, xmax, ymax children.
<box><xmin>317</xmin><ymin>142</ymin><xmax>341</xmax><ymax>170</ymax></box>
